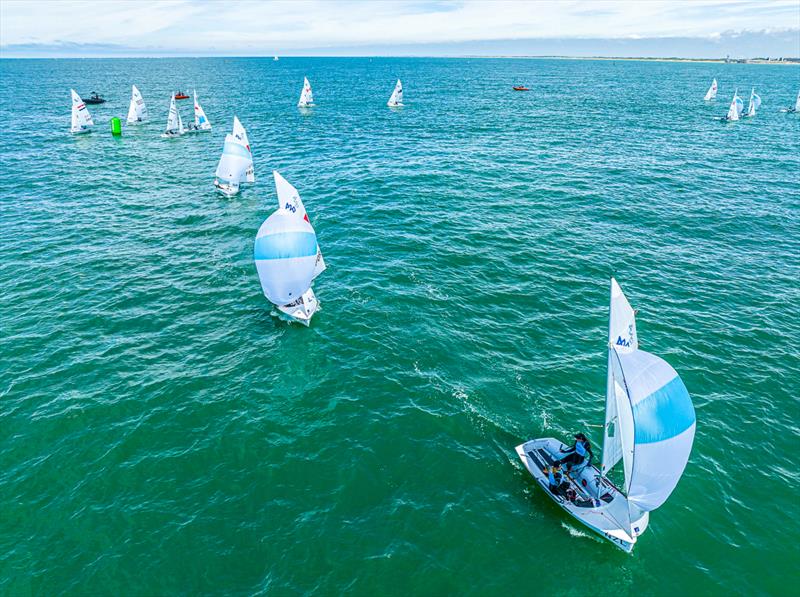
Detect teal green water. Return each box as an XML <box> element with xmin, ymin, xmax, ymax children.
<box><xmin>1</xmin><ymin>57</ymin><xmax>799</xmax><ymax>595</ymax></box>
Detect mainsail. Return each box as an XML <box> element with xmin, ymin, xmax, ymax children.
<box><xmin>298</xmin><ymin>77</ymin><xmax>314</xmax><ymax>107</ymax></box>
<box><xmin>193</xmin><ymin>90</ymin><xmax>211</xmax><ymax>130</ymax></box>
<box><xmin>254</xmin><ymin>209</ymin><xmax>319</xmax><ymax>306</ymax></box>
<box><xmin>232</xmin><ymin>116</ymin><xmax>255</xmax><ymax>182</ymax></box>
<box><xmin>704</xmin><ymin>78</ymin><xmax>717</xmax><ymax>101</ymax></box>
<box><xmin>126</xmin><ymin>85</ymin><xmax>148</xmax><ymax>124</ymax></box>
<box><xmin>795</xmin><ymin>90</ymin><xmax>800</xmax><ymax>112</ymax></box>
<box><xmin>273</xmin><ymin>171</ymin><xmax>327</xmax><ymax>279</ymax></box>
<box><xmin>747</xmin><ymin>88</ymin><xmax>761</xmax><ymax>117</ymax></box>
<box><xmin>602</xmin><ymin>278</ymin><xmax>638</xmax><ymax>476</ymax></box>
<box><xmin>70</xmin><ymin>89</ymin><xmax>93</xmax><ymax>133</ymax></box>
<box><xmin>388</xmin><ymin>79</ymin><xmax>403</xmax><ymax>107</ymax></box>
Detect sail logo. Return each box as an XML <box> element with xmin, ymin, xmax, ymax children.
<box><xmin>616</xmin><ymin>336</ymin><xmax>631</xmax><ymax>348</ymax></box>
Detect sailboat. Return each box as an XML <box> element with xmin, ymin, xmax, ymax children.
<box><xmin>185</xmin><ymin>90</ymin><xmax>212</xmax><ymax>132</ymax></box>
<box><xmin>722</xmin><ymin>89</ymin><xmax>743</xmax><ymax>121</ymax></box>
<box><xmin>704</xmin><ymin>78</ymin><xmax>718</xmax><ymax>101</ymax></box>
<box><xmin>213</xmin><ymin>116</ymin><xmax>255</xmax><ymax>196</ymax></box>
<box><xmin>782</xmin><ymin>90</ymin><xmax>800</xmax><ymax>113</ymax></box>
<box><xmin>745</xmin><ymin>88</ymin><xmax>761</xmax><ymax>117</ymax></box>
<box><xmin>254</xmin><ymin>172</ymin><xmax>325</xmax><ymax>326</ymax></box>
<box><xmin>274</xmin><ymin>55</ymin><xmax>279</xmax><ymax>61</ymax></box>
<box><xmin>126</xmin><ymin>85</ymin><xmax>148</xmax><ymax>124</ymax></box>
<box><xmin>70</xmin><ymin>89</ymin><xmax>94</xmax><ymax>134</ymax></box>
<box><xmin>515</xmin><ymin>278</ymin><xmax>696</xmax><ymax>553</ymax></box>
<box><xmin>298</xmin><ymin>77</ymin><xmax>314</xmax><ymax>108</ymax></box>
<box><xmin>161</xmin><ymin>93</ymin><xmax>185</xmax><ymax>137</ymax></box>
<box><xmin>387</xmin><ymin>79</ymin><xmax>403</xmax><ymax>107</ymax></box>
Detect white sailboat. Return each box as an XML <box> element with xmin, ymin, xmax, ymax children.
<box><xmin>213</xmin><ymin>116</ymin><xmax>254</xmax><ymax>196</ymax></box>
<box><xmin>298</xmin><ymin>77</ymin><xmax>314</xmax><ymax>108</ymax></box>
<box><xmin>161</xmin><ymin>93</ymin><xmax>185</xmax><ymax>137</ymax></box>
<box><xmin>274</xmin><ymin>55</ymin><xmax>279</xmax><ymax>61</ymax></box>
<box><xmin>746</xmin><ymin>88</ymin><xmax>761</xmax><ymax>117</ymax></box>
<box><xmin>70</xmin><ymin>89</ymin><xmax>94</xmax><ymax>134</ymax></box>
<box><xmin>703</xmin><ymin>78</ymin><xmax>718</xmax><ymax>101</ymax></box>
<box><xmin>387</xmin><ymin>79</ymin><xmax>403</xmax><ymax>107</ymax></box>
<box><xmin>126</xmin><ymin>85</ymin><xmax>148</xmax><ymax>124</ymax></box>
<box><xmin>254</xmin><ymin>172</ymin><xmax>325</xmax><ymax>326</ymax></box>
<box><xmin>783</xmin><ymin>90</ymin><xmax>800</xmax><ymax>113</ymax></box>
<box><xmin>723</xmin><ymin>89</ymin><xmax>743</xmax><ymax>121</ymax></box>
<box><xmin>185</xmin><ymin>89</ymin><xmax>212</xmax><ymax>132</ymax></box>
<box><xmin>516</xmin><ymin>278</ymin><xmax>696</xmax><ymax>553</ymax></box>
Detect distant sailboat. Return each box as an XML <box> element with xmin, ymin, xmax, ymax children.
<box><xmin>298</xmin><ymin>77</ymin><xmax>314</xmax><ymax>108</ymax></box>
<box><xmin>126</xmin><ymin>85</ymin><xmax>148</xmax><ymax>124</ymax></box>
<box><xmin>704</xmin><ymin>78</ymin><xmax>718</xmax><ymax>101</ymax></box>
<box><xmin>274</xmin><ymin>55</ymin><xmax>279</xmax><ymax>61</ymax></box>
<box><xmin>387</xmin><ymin>79</ymin><xmax>403</xmax><ymax>107</ymax></box>
<box><xmin>723</xmin><ymin>89</ymin><xmax>743</xmax><ymax>121</ymax></box>
<box><xmin>162</xmin><ymin>93</ymin><xmax>185</xmax><ymax>137</ymax></box>
<box><xmin>783</xmin><ymin>90</ymin><xmax>800</xmax><ymax>113</ymax></box>
<box><xmin>746</xmin><ymin>88</ymin><xmax>761</xmax><ymax>117</ymax></box>
<box><xmin>70</xmin><ymin>89</ymin><xmax>94</xmax><ymax>134</ymax></box>
<box><xmin>185</xmin><ymin>89</ymin><xmax>211</xmax><ymax>132</ymax></box>
<box><xmin>254</xmin><ymin>172</ymin><xmax>325</xmax><ymax>326</ymax></box>
<box><xmin>213</xmin><ymin>116</ymin><xmax>254</xmax><ymax>196</ymax></box>
<box><xmin>515</xmin><ymin>278</ymin><xmax>696</xmax><ymax>553</ymax></box>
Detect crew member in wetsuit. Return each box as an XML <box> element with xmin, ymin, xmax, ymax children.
<box><xmin>556</xmin><ymin>433</ymin><xmax>593</xmax><ymax>471</ymax></box>
<box><xmin>544</xmin><ymin>464</ymin><xmax>569</xmax><ymax>496</ymax></box>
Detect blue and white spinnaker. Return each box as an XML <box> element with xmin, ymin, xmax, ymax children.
<box><xmin>214</xmin><ymin>116</ymin><xmax>254</xmax><ymax>196</ymax></box>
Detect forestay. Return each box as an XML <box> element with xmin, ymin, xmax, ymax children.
<box><xmin>70</xmin><ymin>89</ymin><xmax>93</xmax><ymax>132</ymax></box>
<box><xmin>254</xmin><ymin>210</ymin><xmax>319</xmax><ymax>306</ymax></box>
<box><xmin>127</xmin><ymin>85</ymin><xmax>147</xmax><ymax>124</ymax></box>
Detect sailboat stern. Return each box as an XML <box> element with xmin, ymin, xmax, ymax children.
<box><xmin>276</xmin><ymin>288</ymin><xmax>318</xmax><ymax>326</ymax></box>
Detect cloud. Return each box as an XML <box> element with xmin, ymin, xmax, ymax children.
<box><xmin>1</xmin><ymin>0</ymin><xmax>798</xmax><ymax>56</ymax></box>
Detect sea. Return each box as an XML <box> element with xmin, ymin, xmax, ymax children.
<box><xmin>0</xmin><ymin>57</ymin><xmax>798</xmax><ymax>596</ymax></box>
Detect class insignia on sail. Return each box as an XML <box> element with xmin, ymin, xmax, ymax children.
<box><xmin>213</xmin><ymin>116</ymin><xmax>254</xmax><ymax>196</ymax></box>
<box><xmin>126</xmin><ymin>85</ymin><xmax>148</xmax><ymax>125</ymax></box>
<box><xmin>254</xmin><ymin>171</ymin><xmax>326</xmax><ymax>326</ymax></box>
<box><xmin>298</xmin><ymin>77</ymin><xmax>314</xmax><ymax>108</ymax></box>
<box><xmin>161</xmin><ymin>93</ymin><xmax>186</xmax><ymax>137</ymax></box>
<box><xmin>515</xmin><ymin>278</ymin><xmax>696</xmax><ymax>553</ymax></box>
<box><xmin>70</xmin><ymin>89</ymin><xmax>94</xmax><ymax>134</ymax></box>
<box><xmin>387</xmin><ymin>79</ymin><xmax>403</xmax><ymax>107</ymax></box>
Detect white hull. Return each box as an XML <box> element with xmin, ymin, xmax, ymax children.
<box><xmin>214</xmin><ymin>179</ymin><xmax>239</xmax><ymax>197</ymax></box>
<box><xmin>70</xmin><ymin>127</ymin><xmax>91</xmax><ymax>135</ymax></box>
<box><xmin>516</xmin><ymin>438</ymin><xmax>648</xmax><ymax>553</ymax></box>
<box><xmin>275</xmin><ymin>288</ymin><xmax>319</xmax><ymax>326</ymax></box>
<box><xmin>184</xmin><ymin>124</ymin><xmax>211</xmax><ymax>133</ymax></box>
<box><xmin>161</xmin><ymin>131</ymin><xmax>184</xmax><ymax>138</ymax></box>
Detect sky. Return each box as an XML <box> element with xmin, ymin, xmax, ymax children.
<box><xmin>1</xmin><ymin>0</ymin><xmax>799</xmax><ymax>58</ymax></box>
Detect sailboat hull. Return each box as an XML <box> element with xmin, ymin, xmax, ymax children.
<box><xmin>274</xmin><ymin>288</ymin><xmax>319</xmax><ymax>326</ymax></box>
<box><xmin>515</xmin><ymin>438</ymin><xmax>648</xmax><ymax>553</ymax></box>
<box><xmin>214</xmin><ymin>179</ymin><xmax>239</xmax><ymax>197</ymax></box>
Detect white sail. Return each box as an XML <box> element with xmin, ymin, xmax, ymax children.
<box><xmin>602</xmin><ymin>278</ymin><xmax>639</xmax><ymax>475</ymax></box>
<box><xmin>164</xmin><ymin>94</ymin><xmax>184</xmax><ymax>134</ymax></box>
<box><xmin>726</xmin><ymin>91</ymin><xmax>741</xmax><ymax>121</ymax></box>
<box><xmin>704</xmin><ymin>78</ymin><xmax>717</xmax><ymax>101</ymax></box>
<box><xmin>232</xmin><ymin>116</ymin><xmax>254</xmax><ymax>182</ymax></box>
<box><xmin>298</xmin><ymin>77</ymin><xmax>314</xmax><ymax>107</ymax></box>
<box><xmin>795</xmin><ymin>90</ymin><xmax>800</xmax><ymax>112</ymax></box>
<box><xmin>747</xmin><ymin>88</ymin><xmax>761</xmax><ymax>117</ymax></box>
<box><xmin>273</xmin><ymin>171</ymin><xmax>327</xmax><ymax>279</ymax></box>
<box><xmin>70</xmin><ymin>89</ymin><xmax>93</xmax><ymax>133</ymax></box>
<box><xmin>126</xmin><ymin>85</ymin><xmax>147</xmax><ymax>124</ymax></box>
<box><xmin>388</xmin><ymin>79</ymin><xmax>403</xmax><ymax>107</ymax></box>
<box><xmin>215</xmin><ymin>133</ymin><xmax>251</xmax><ymax>186</ymax></box>
<box><xmin>193</xmin><ymin>90</ymin><xmax>211</xmax><ymax>130</ymax></box>
<box><xmin>254</xmin><ymin>209</ymin><xmax>319</xmax><ymax>306</ymax></box>
<box><xmin>612</xmin><ymin>349</ymin><xmax>696</xmax><ymax>513</ymax></box>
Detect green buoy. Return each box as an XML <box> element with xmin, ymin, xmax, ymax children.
<box><xmin>110</xmin><ymin>117</ymin><xmax>122</xmax><ymax>136</ymax></box>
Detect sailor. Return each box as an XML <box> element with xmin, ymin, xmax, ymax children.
<box><xmin>544</xmin><ymin>464</ymin><xmax>569</xmax><ymax>496</ymax></box>
<box><xmin>557</xmin><ymin>433</ymin><xmax>593</xmax><ymax>470</ymax></box>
